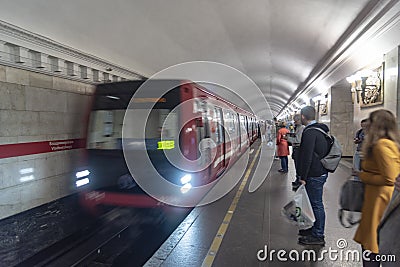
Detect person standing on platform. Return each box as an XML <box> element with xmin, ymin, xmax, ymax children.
<box><xmin>297</xmin><ymin>106</ymin><xmax>330</xmax><ymax>246</ymax></box>
<box><xmin>266</xmin><ymin>123</ymin><xmax>272</xmax><ymax>143</ymax></box>
<box><xmin>287</xmin><ymin>114</ymin><xmax>305</xmax><ymax>189</ymax></box>
<box><xmin>378</xmin><ymin>175</ymin><xmax>400</xmax><ymax>267</ymax></box>
<box><xmin>352</xmin><ymin>109</ymin><xmax>400</xmax><ymax>267</ymax></box>
<box><xmin>353</xmin><ymin>118</ymin><xmax>369</xmax><ymax>172</ymax></box>
<box><xmin>260</xmin><ymin>121</ymin><xmax>266</xmax><ymax>142</ymax></box>
<box><xmin>276</xmin><ymin>122</ymin><xmax>290</xmax><ymax>173</ymax></box>
<box><xmin>274</xmin><ymin>117</ymin><xmax>279</xmax><ymax>160</ymax></box>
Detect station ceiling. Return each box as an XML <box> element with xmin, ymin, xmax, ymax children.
<box><xmin>0</xmin><ymin>0</ymin><xmax>400</xmax><ymax>117</ymax></box>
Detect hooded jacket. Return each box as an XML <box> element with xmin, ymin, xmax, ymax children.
<box><xmin>297</xmin><ymin>122</ymin><xmax>330</xmax><ymax>179</ymax></box>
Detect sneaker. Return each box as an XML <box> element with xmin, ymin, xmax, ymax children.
<box><xmin>298</xmin><ymin>235</ymin><xmax>325</xmax><ymax>246</ymax></box>
<box><xmin>298</xmin><ymin>228</ymin><xmax>312</xmax><ymax>236</ymax></box>
<box><xmin>278</xmin><ymin>169</ymin><xmax>285</xmax><ymax>172</ymax></box>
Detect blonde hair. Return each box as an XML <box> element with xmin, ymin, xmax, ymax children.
<box><xmin>362</xmin><ymin>109</ymin><xmax>400</xmax><ymax>159</ymax></box>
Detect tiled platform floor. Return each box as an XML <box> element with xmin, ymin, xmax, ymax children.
<box><xmin>146</xmin><ymin>142</ymin><xmax>363</xmax><ymax>266</ymax></box>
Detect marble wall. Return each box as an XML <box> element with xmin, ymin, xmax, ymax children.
<box><xmin>0</xmin><ymin>65</ymin><xmax>93</xmax><ymax>219</ymax></box>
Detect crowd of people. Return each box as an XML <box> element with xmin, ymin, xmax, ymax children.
<box><xmin>273</xmin><ymin>106</ymin><xmax>400</xmax><ymax>266</ymax></box>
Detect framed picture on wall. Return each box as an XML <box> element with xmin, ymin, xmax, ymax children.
<box><xmin>360</xmin><ymin>63</ymin><xmax>384</xmax><ymax>108</ymax></box>
<box><xmin>319</xmin><ymin>94</ymin><xmax>328</xmax><ymax>116</ymax></box>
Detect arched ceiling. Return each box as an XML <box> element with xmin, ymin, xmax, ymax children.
<box><xmin>0</xmin><ymin>0</ymin><xmax>400</xmax><ymax>117</ymax></box>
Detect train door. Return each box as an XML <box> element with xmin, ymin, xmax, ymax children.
<box><xmin>222</xmin><ymin>110</ymin><xmax>233</xmax><ymax>165</ymax></box>
<box><xmin>206</xmin><ymin>104</ymin><xmax>225</xmax><ymax>178</ymax></box>
<box><xmin>239</xmin><ymin>114</ymin><xmax>248</xmax><ymax>152</ymax></box>
<box><xmin>251</xmin><ymin>117</ymin><xmax>255</xmax><ymax>142</ymax></box>
<box><xmin>234</xmin><ymin>113</ymin><xmax>240</xmax><ymax>155</ymax></box>
<box><xmin>246</xmin><ymin>116</ymin><xmax>250</xmax><ymax>141</ymax></box>
<box><xmin>237</xmin><ymin>113</ymin><xmax>241</xmax><ymax>150</ymax></box>
<box><xmin>249</xmin><ymin>117</ymin><xmax>253</xmax><ymax>142</ymax></box>
<box><xmin>195</xmin><ymin>99</ymin><xmax>211</xmax><ymax>184</ymax></box>
<box><xmin>195</xmin><ymin>99</ymin><xmax>206</xmax><ymax>145</ymax></box>
<box><xmin>215</xmin><ymin>107</ymin><xmax>225</xmax><ymax>173</ymax></box>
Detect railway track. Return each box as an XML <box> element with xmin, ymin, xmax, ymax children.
<box><xmin>16</xmin><ymin>208</ymin><xmax>167</xmax><ymax>267</ymax></box>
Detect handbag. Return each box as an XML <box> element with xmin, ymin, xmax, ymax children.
<box><xmin>282</xmin><ymin>185</ymin><xmax>316</xmax><ymax>229</ymax></box>
<box><xmin>338</xmin><ymin>176</ymin><xmax>365</xmax><ymax>228</ymax></box>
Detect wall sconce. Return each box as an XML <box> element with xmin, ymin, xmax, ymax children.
<box><xmin>312</xmin><ymin>95</ymin><xmax>322</xmax><ymax>103</ymax></box>
<box><xmin>346</xmin><ymin>72</ymin><xmax>366</xmax><ymax>104</ymax></box>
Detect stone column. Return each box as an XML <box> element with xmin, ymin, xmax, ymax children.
<box><xmin>384</xmin><ymin>47</ymin><xmax>398</xmax><ymax>116</ymax></box>
<box><xmin>330</xmin><ymin>81</ymin><xmax>354</xmax><ymax>157</ymax></box>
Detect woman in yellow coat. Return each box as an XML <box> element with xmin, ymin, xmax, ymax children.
<box><xmin>353</xmin><ymin>109</ymin><xmax>400</xmax><ymax>267</ymax></box>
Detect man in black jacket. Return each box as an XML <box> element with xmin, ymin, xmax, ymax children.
<box><xmin>287</xmin><ymin>114</ymin><xmax>305</xmax><ymax>190</ymax></box>
<box><xmin>297</xmin><ymin>106</ymin><xmax>330</xmax><ymax>246</ymax></box>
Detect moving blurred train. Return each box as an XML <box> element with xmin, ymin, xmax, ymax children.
<box><xmin>76</xmin><ymin>79</ymin><xmax>260</xmax><ymax>211</ymax></box>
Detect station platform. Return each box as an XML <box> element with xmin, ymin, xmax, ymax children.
<box><xmin>145</xmin><ymin>142</ymin><xmax>361</xmax><ymax>267</ymax></box>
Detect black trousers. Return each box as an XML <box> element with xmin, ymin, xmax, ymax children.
<box><xmin>362</xmin><ymin>248</ymin><xmax>380</xmax><ymax>267</ymax></box>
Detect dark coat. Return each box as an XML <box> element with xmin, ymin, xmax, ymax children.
<box><xmin>378</xmin><ymin>190</ymin><xmax>400</xmax><ymax>266</ymax></box>
<box><xmin>297</xmin><ymin>123</ymin><xmax>330</xmax><ymax>179</ymax></box>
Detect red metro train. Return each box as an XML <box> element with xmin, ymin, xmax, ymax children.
<box><xmin>77</xmin><ymin>80</ymin><xmax>259</xmax><ymax>211</ymax></box>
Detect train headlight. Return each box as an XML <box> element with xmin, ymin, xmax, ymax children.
<box><xmin>76</xmin><ymin>178</ymin><xmax>90</xmax><ymax>187</ymax></box>
<box><xmin>180</xmin><ymin>183</ymin><xmax>192</xmax><ymax>194</ymax></box>
<box><xmin>76</xmin><ymin>170</ymin><xmax>90</xmax><ymax>179</ymax></box>
<box><xmin>75</xmin><ymin>170</ymin><xmax>90</xmax><ymax>187</ymax></box>
<box><xmin>180</xmin><ymin>174</ymin><xmax>192</xmax><ymax>185</ymax></box>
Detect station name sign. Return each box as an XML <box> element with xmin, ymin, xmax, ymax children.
<box><xmin>0</xmin><ymin>138</ymin><xmax>86</xmax><ymax>159</ymax></box>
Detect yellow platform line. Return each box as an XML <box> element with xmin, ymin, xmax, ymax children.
<box><xmin>201</xmin><ymin>146</ymin><xmax>261</xmax><ymax>267</ymax></box>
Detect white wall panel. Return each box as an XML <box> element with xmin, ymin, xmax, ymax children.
<box><xmin>0</xmin><ymin>65</ymin><xmax>93</xmax><ymax>220</ymax></box>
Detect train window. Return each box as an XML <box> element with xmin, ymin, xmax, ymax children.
<box><xmin>233</xmin><ymin>113</ymin><xmax>239</xmax><ymax>138</ymax></box>
<box><xmin>245</xmin><ymin>116</ymin><xmax>249</xmax><ymax>134</ymax></box>
<box><xmin>87</xmin><ymin>110</ymin><xmax>125</xmax><ymax>149</ymax></box>
<box><xmin>206</xmin><ymin>104</ymin><xmax>217</xmax><ymax>144</ymax></box>
<box><xmin>87</xmin><ymin>108</ymin><xmax>178</xmax><ymax>150</ymax></box>
<box><xmin>103</xmin><ymin>110</ymin><xmax>114</xmax><ymax>137</ymax></box>
<box><xmin>223</xmin><ymin>109</ymin><xmax>238</xmax><ymax>141</ymax></box>
<box><xmin>239</xmin><ymin>115</ymin><xmax>247</xmax><ymax>135</ymax></box>
<box><xmin>214</xmin><ymin>107</ymin><xmax>224</xmax><ymax>144</ymax></box>
<box><xmin>193</xmin><ymin>98</ymin><xmax>203</xmax><ymax>113</ymax></box>
<box><xmin>195</xmin><ymin>101</ymin><xmax>207</xmax><ymax>139</ymax></box>
<box><xmin>223</xmin><ymin>110</ymin><xmax>233</xmax><ymax>134</ymax></box>
<box><xmin>146</xmin><ymin>109</ymin><xmax>178</xmax><ymax>140</ymax></box>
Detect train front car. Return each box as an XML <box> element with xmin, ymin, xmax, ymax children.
<box><xmin>76</xmin><ymin>80</ymin><xmax>210</xmax><ymax>209</ymax></box>
<box><xmin>78</xmin><ymin>80</ymin><xmax>186</xmax><ymax>211</ymax></box>
<box><xmin>77</xmin><ymin>80</ymin><xmax>257</xmax><ymax>212</ymax></box>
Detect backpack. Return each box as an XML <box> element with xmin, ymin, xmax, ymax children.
<box><xmin>306</xmin><ymin>127</ymin><xmax>342</xmax><ymax>172</ymax></box>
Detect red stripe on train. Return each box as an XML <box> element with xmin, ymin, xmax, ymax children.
<box><xmin>0</xmin><ymin>138</ymin><xmax>86</xmax><ymax>159</ymax></box>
